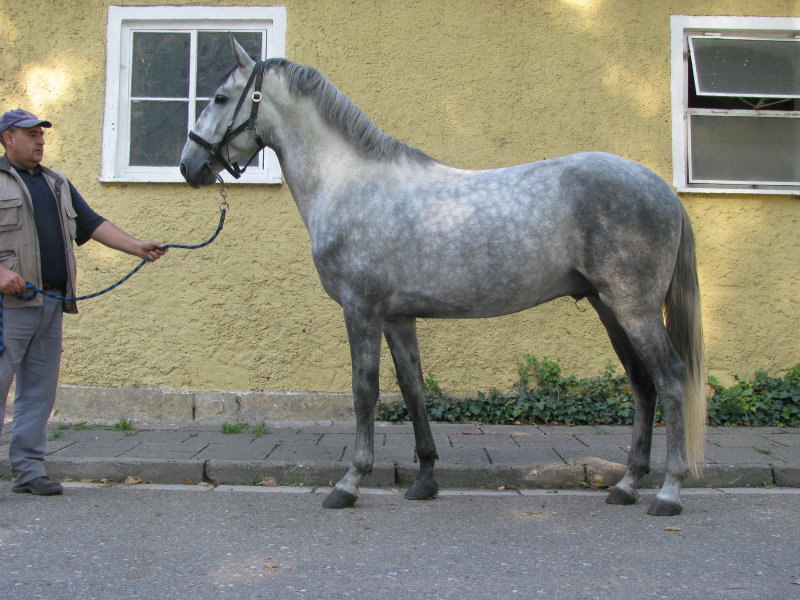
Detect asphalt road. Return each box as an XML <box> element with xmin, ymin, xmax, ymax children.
<box><xmin>1</xmin><ymin>484</ymin><xmax>798</xmax><ymax>600</ymax></box>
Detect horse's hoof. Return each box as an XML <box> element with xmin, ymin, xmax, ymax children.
<box><xmin>605</xmin><ymin>486</ymin><xmax>638</xmax><ymax>505</ymax></box>
<box><xmin>646</xmin><ymin>497</ymin><xmax>683</xmax><ymax>516</ymax></box>
<box><xmin>322</xmin><ymin>488</ymin><xmax>358</xmax><ymax>509</ymax></box>
<box><xmin>404</xmin><ymin>478</ymin><xmax>439</xmax><ymax>500</ymax></box>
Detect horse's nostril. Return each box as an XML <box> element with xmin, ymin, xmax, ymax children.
<box><xmin>179</xmin><ymin>163</ymin><xmax>187</xmax><ymax>178</ymax></box>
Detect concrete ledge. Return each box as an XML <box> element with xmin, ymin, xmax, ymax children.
<box><xmin>8</xmin><ymin>384</ymin><xmax>401</xmax><ymax>424</ymax></box>
<box><xmin>45</xmin><ymin>457</ymin><xmax>205</xmax><ymax>484</ymax></box>
<box><xmin>50</xmin><ymin>386</ymin><xmax>194</xmax><ymax>422</ymax></box>
<box><xmin>193</xmin><ymin>391</ymin><xmax>239</xmax><ymax>424</ymax></box>
<box><xmin>238</xmin><ymin>392</ymin><xmax>357</xmax><ymax>423</ymax></box>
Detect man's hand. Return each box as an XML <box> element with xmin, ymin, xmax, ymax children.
<box><xmin>0</xmin><ymin>264</ymin><xmax>27</xmax><ymax>295</ymax></box>
<box><xmin>134</xmin><ymin>240</ymin><xmax>168</xmax><ymax>262</ymax></box>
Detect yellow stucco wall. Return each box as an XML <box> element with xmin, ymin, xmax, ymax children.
<box><xmin>1</xmin><ymin>0</ymin><xmax>798</xmax><ymax>397</ymax></box>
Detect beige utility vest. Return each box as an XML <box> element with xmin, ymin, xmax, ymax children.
<box><xmin>0</xmin><ymin>156</ymin><xmax>79</xmax><ymax>313</ymax></box>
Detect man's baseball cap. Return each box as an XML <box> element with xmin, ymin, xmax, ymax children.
<box><xmin>0</xmin><ymin>110</ymin><xmax>52</xmax><ymax>134</ymax></box>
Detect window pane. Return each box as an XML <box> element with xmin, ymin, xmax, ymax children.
<box><xmin>131</xmin><ymin>32</ymin><xmax>190</xmax><ymax>98</ymax></box>
<box><xmin>196</xmin><ymin>32</ymin><xmax>263</xmax><ymax>97</ymax></box>
<box><xmin>689</xmin><ymin>37</ymin><xmax>800</xmax><ymax>98</ymax></box>
<box><xmin>130</xmin><ymin>100</ymin><xmax>188</xmax><ymax>166</ymax></box>
<box><xmin>689</xmin><ymin>114</ymin><xmax>800</xmax><ymax>184</ymax></box>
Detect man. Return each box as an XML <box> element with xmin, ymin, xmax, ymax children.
<box><xmin>0</xmin><ymin>109</ymin><xmax>167</xmax><ymax>496</ymax></box>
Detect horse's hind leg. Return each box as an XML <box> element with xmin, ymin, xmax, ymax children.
<box><xmin>611</xmin><ymin>309</ymin><xmax>690</xmax><ymax>516</ymax></box>
<box><xmin>384</xmin><ymin>318</ymin><xmax>439</xmax><ymax>500</ymax></box>
<box><xmin>322</xmin><ymin>308</ymin><xmax>383</xmax><ymax>509</ymax></box>
<box><xmin>588</xmin><ymin>297</ymin><xmax>657</xmax><ymax>507</ymax></box>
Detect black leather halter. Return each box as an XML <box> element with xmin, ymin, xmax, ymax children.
<box><xmin>188</xmin><ymin>60</ymin><xmax>268</xmax><ymax>179</ymax></box>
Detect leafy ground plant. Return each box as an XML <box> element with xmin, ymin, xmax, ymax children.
<box><xmin>221</xmin><ymin>422</ymin><xmax>250</xmax><ymax>434</ymax></box>
<box><xmin>377</xmin><ymin>357</ymin><xmax>800</xmax><ymax>427</ymax></box>
<box><xmin>112</xmin><ymin>418</ymin><xmax>135</xmax><ymax>431</ymax></box>
<box><xmin>250</xmin><ymin>423</ymin><xmax>271</xmax><ymax>437</ymax></box>
<box><xmin>707</xmin><ymin>364</ymin><xmax>800</xmax><ymax>427</ymax></box>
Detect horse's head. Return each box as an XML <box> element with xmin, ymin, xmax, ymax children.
<box><xmin>180</xmin><ymin>37</ymin><xmax>268</xmax><ymax>187</ymax></box>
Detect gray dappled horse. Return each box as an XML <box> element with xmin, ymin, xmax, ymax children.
<box><xmin>180</xmin><ymin>39</ymin><xmax>706</xmax><ymax>516</ymax></box>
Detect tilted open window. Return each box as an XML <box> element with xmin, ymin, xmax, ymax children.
<box><xmin>671</xmin><ymin>16</ymin><xmax>800</xmax><ymax>194</ymax></box>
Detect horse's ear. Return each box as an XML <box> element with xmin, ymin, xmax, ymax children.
<box><xmin>230</xmin><ymin>34</ymin><xmax>255</xmax><ymax>69</ymax></box>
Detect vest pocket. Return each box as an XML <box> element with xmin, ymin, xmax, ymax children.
<box><xmin>63</xmin><ymin>204</ymin><xmax>78</xmax><ymax>240</ymax></box>
<box><xmin>0</xmin><ymin>196</ymin><xmax>23</xmax><ymax>231</ymax></box>
<box><xmin>0</xmin><ymin>249</ymin><xmax>17</xmax><ymax>271</ymax></box>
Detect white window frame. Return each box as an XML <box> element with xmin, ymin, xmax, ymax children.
<box><xmin>101</xmin><ymin>5</ymin><xmax>287</xmax><ymax>184</ymax></box>
<box><xmin>670</xmin><ymin>15</ymin><xmax>800</xmax><ymax>195</ymax></box>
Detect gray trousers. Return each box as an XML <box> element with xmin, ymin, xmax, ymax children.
<box><xmin>0</xmin><ymin>295</ymin><xmax>63</xmax><ymax>485</ymax></box>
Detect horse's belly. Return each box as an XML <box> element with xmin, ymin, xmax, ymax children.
<box><xmin>387</xmin><ymin>268</ymin><xmax>589</xmax><ymax>319</ymax></box>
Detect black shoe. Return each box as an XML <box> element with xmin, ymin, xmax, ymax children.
<box><xmin>12</xmin><ymin>476</ymin><xmax>63</xmax><ymax>496</ymax></box>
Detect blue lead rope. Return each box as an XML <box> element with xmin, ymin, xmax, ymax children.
<box><xmin>0</xmin><ymin>199</ymin><xmax>228</xmax><ymax>356</ymax></box>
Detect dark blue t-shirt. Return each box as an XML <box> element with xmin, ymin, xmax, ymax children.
<box><xmin>14</xmin><ymin>165</ymin><xmax>105</xmax><ymax>288</ymax></box>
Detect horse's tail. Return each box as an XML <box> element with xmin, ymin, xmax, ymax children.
<box><xmin>664</xmin><ymin>208</ymin><xmax>706</xmax><ymax>477</ymax></box>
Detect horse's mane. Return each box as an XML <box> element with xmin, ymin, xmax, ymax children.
<box><xmin>264</xmin><ymin>58</ymin><xmax>437</xmax><ymax>165</ymax></box>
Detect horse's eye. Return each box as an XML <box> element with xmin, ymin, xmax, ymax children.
<box><xmin>214</xmin><ymin>95</ymin><xmax>227</xmax><ymax>105</ymax></box>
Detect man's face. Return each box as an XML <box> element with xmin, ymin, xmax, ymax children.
<box><xmin>3</xmin><ymin>126</ymin><xmax>46</xmax><ymax>170</ymax></box>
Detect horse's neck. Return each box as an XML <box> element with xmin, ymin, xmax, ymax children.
<box><xmin>271</xmin><ymin>115</ymin><xmax>365</xmax><ymax>228</ymax></box>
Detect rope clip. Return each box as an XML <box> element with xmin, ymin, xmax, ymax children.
<box><xmin>218</xmin><ymin>179</ymin><xmax>230</xmax><ymax>211</ymax></box>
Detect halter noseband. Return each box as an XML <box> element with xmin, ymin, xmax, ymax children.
<box><xmin>188</xmin><ymin>60</ymin><xmax>268</xmax><ymax>179</ymax></box>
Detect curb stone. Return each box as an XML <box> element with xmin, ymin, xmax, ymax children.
<box><xmin>204</xmin><ymin>459</ymin><xmax>395</xmax><ymax>487</ymax></box>
<box><xmin>773</xmin><ymin>465</ymin><xmax>800</xmax><ymax>487</ymax></box>
<box><xmin>397</xmin><ymin>463</ymin><xmax>586</xmax><ymax>490</ymax></box>
<box><xmin>45</xmin><ymin>457</ymin><xmax>205</xmax><ymax>484</ymax></box>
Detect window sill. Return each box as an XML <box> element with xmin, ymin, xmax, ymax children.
<box><xmin>676</xmin><ymin>184</ymin><xmax>800</xmax><ymax>196</ymax></box>
<box><xmin>98</xmin><ymin>174</ymin><xmax>282</xmax><ymax>185</ymax></box>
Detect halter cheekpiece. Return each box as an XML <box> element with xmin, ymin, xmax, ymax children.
<box><xmin>188</xmin><ymin>60</ymin><xmax>268</xmax><ymax>179</ymax></box>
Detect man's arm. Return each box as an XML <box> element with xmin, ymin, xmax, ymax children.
<box><xmin>90</xmin><ymin>221</ymin><xmax>167</xmax><ymax>262</ymax></box>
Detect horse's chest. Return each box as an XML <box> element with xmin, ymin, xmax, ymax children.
<box><xmin>309</xmin><ymin>225</ymin><xmax>382</xmax><ymax>301</ymax></box>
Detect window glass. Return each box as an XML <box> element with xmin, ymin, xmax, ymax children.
<box><xmin>129</xmin><ymin>100</ymin><xmax>189</xmax><ymax>166</ymax></box>
<box><xmin>197</xmin><ymin>32</ymin><xmax>262</xmax><ymax>98</ymax></box>
<box><xmin>689</xmin><ymin>36</ymin><xmax>800</xmax><ymax>98</ymax></box>
<box><xmin>689</xmin><ymin>114</ymin><xmax>800</xmax><ymax>184</ymax></box>
<box><xmin>131</xmin><ymin>32</ymin><xmax>190</xmax><ymax>98</ymax></box>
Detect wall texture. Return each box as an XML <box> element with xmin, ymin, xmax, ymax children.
<box><xmin>1</xmin><ymin>1</ymin><xmax>798</xmax><ymax>405</ymax></box>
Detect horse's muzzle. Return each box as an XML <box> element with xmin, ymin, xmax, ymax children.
<box><xmin>179</xmin><ymin>161</ymin><xmax>216</xmax><ymax>188</ymax></box>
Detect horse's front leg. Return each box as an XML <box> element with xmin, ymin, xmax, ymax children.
<box><xmin>322</xmin><ymin>308</ymin><xmax>383</xmax><ymax>509</ymax></box>
<box><xmin>384</xmin><ymin>317</ymin><xmax>438</xmax><ymax>500</ymax></box>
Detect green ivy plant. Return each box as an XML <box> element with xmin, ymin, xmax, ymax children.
<box><xmin>377</xmin><ymin>357</ymin><xmax>800</xmax><ymax>428</ymax></box>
